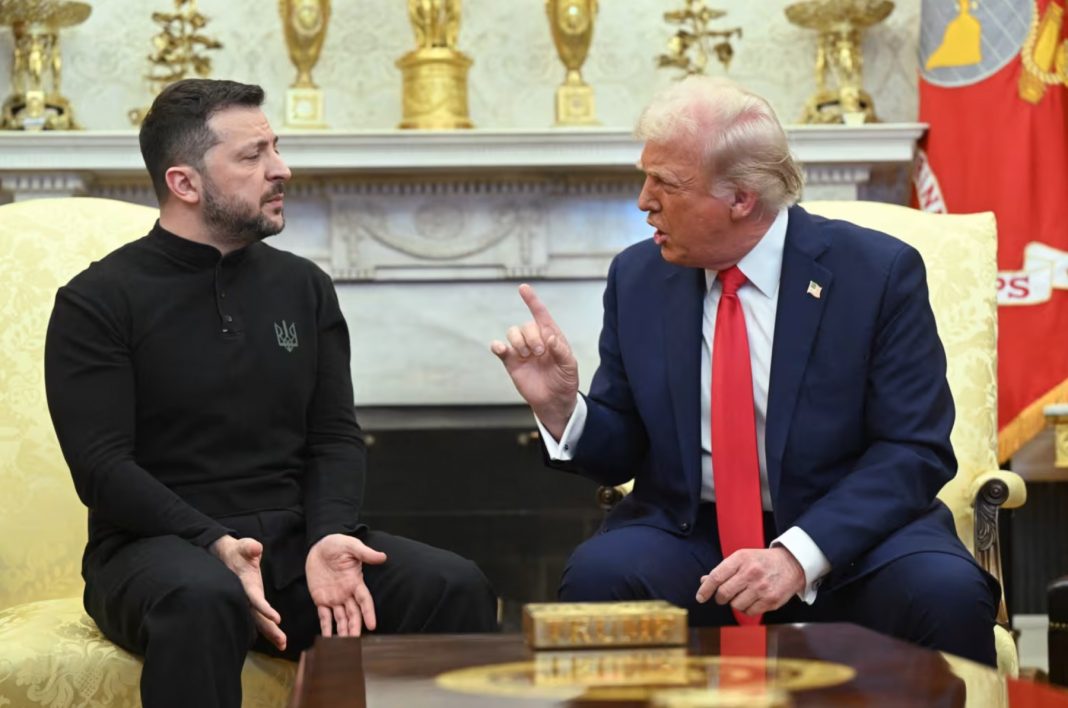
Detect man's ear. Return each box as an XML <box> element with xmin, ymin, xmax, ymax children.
<box><xmin>728</xmin><ymin>189</ymin><xmax>759</xmax><ymax>220</ymax></box>
<box><xmin>164</xmin><ymin>166</ymin><xmax>201</xmax><ymax>205</ymax></box>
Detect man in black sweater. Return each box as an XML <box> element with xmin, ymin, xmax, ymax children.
<box><xmin>44</xmin><ymin>79</ymin><xmax>497</xmax><ymax>708</ymax></box>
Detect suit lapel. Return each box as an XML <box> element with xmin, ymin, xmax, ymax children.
<box><xmin>662</xmin><ymin>266</ymin><xmax>705</xmax><ymax>498</ymax></box>
<box><xmin>766</xmin><ymin>206</ymin><xmax>832</xmax><ymax>501</ymax></box>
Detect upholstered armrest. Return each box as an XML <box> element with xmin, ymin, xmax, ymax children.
<box><xmin>597</xmin><ymin>479</ymin><xmax>634</xmax><ymax>511</ymax></box>
<box><xmin>969</xmin><ymin>470</ymin><xmax>1027</xmax><ymax>511</ymax></box>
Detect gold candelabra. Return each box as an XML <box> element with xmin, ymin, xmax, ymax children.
<box><xmin>280</xmin><ymin>0</ymin><xmax>330</xmax><ymax>128</ymax></box>
<box><xmin>128</xmin><ymin>0</ymin><xmax>222</xmax><ymax>126</ymax></box>
<box><xmin>546</xmin><ymin>0</ymin><xmax>599</xmax><ymax>126</ymax></box>
<box><xmin>785</xmin><ymin>0</ymin><xmax>894</xmax><ymax>124</ymax></box>
<box><xmin>0</xmin><ymin>0</ymin><xmax>91</xmax><ymax>131</ymax></box>
<box><xmin>396</xmin><ymin>0</ymin><xmax>474</xmax><ymax>130</ymax></box>
<box><xmin>657</xmin><ymin>0</ymin><xmax>742</xmax><ymax>77</ymax></box>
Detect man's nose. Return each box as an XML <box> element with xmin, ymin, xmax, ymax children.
<box><xmin>270</xmin><ymin>154</ymin><xmax>292</xmax><ymax>182</ymax></box>
<box><xmin>637</xmin><ymin>177</ymin><xmax>658</xmax><ymax>212</ymax></box>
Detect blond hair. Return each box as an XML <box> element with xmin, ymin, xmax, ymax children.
<box><xmin>635</xmin><ymin>76</ymin><xmax>804</xmax><ymax>215</ymax></box>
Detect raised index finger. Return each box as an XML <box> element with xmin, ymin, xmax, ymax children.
<box><xmin>518</xmin><ymin>283</ymin><xmax>558</xmax><ymax>331</ymax></box>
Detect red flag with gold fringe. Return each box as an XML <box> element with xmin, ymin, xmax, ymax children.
<box><xmin>916</xmin><ymin>0</ymin><xmax>1068</xmax><ymax>462</ymax></box>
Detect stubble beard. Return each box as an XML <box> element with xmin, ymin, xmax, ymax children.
<box><xmin>202</xmin><ymin>177</ymin><xmax>285</xmax><ymax>249</ymax></box>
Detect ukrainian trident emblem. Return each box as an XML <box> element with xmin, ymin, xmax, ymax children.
<box><xmin>274</xmin><ymin>320</ymin><xmax>299</xmax><ymax>352</ymax></box>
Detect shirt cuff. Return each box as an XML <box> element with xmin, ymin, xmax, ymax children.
<box><xmin>771</xmin><ymin>526</ymin><xmax>831</xmax><ymax>605</ymax></box>
<box><xmin>535</xmin><ymin>395</ymin><xmax>587</xmax><ymax>461</ymax></box>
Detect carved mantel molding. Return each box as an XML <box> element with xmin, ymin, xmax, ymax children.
<box><xmin>0</xmin><ymin>123</ymin><xmax>923</xmax><ymax>189</ymax></box>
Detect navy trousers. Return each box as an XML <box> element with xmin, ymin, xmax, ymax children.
<box><xmin>559</xmin><ymin>503</ymin><xmax>999</xmax><ymax>667</ymax></box>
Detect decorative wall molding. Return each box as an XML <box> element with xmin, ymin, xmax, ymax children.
<box><xmin>1</xmin><ymin>173</ymin><xmax>87</xmax><ymax>201</ymax></box>
<box><xmin>804</xmin><ymin>166</ymin><xmax>874</xmax><ymax>186</ymax></box>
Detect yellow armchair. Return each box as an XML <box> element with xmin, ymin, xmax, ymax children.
<box><xmin>598</xmin><ymin>201</ymin><xmax>1025</xmax><ymax>675</ymax></box>
<box><xmin>0</xmin><ymin>198</ymin><xmax>295</xmax><ymax>707</ymax></box>
<box><xmin>799</xmin><ymin>201</ymin><xmax>1023</xmax><ymax>675</ymax></box>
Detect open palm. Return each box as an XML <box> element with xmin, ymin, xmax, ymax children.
<box><xmin>306</xmin><ymin>534</ymin><xmax>387</xmax><ymax>637</ymax></box>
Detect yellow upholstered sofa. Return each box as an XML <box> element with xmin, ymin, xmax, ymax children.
<box><xmin>0</xmin><ymin>198</ymin><xmax>295</xmax><ymax>707</ymax></box>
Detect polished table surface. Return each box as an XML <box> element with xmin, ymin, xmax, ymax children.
<box><xmin>288</xmin><ymin>623</ymin><xmax>1068</xmax><ymax>707</ymax></box>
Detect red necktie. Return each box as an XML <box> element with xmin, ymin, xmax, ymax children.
<box><xmin>711</xmin><ymin>265</ymin><xmax>766</xmax><ymax>626</ymax></box>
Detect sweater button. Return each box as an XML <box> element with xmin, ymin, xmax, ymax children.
<box><xmin>225</xmin><ymin>315</ymin><xmax>233</xmax><ymax>322</ymax></box>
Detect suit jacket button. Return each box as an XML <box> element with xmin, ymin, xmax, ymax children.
<box><xmin>680</xmin><ymin>522</ymin><xmax>690</xmax><ymax>531</ymax></box>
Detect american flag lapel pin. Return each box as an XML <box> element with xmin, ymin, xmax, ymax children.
<box><xmin>807</xmin><ymin>280</ymin><xmax>822</xmax><ymax>299</ymax></box>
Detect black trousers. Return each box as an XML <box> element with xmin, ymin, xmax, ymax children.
<box><xmin>83</xmin><ymin>529</ymin><xmax>497</xmax><ymax>708</ymax></box>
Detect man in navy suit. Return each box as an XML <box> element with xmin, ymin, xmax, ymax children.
<box><xmin>491</xmin><ymin>76</ymin><xmax>998</xmax><ymax>666</ymax></box>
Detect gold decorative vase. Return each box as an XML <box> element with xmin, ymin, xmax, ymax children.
<box><xmin>396</xmin><ymin>0</ymin><xmax>473</xmax><ymax>130</ymax></box>
<box><xmin>546</xmin><ymin>0</ymin><xmax>599</xmax><ymax>126</ymax></box>
<box><xmin>0</xmin><ymin>0</ymin><xmax>90</xmax><ymax>131</ymax></box>
<box><xmin>785</xmin><ymin>0</ymin><xmax>894</xmax><ymax>124</ymax></box>
<box><xmin>280</xmin><ymin>0</ymin><xmax>330</xmax><ymax>128</ymax></box>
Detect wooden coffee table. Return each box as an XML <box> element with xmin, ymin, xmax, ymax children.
<box><xmin>287</xmin><ymin>623</ymin><xmax>1068</xmax><ymax>707</ymax></box>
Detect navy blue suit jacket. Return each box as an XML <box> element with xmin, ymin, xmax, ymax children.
<box><xmin>563</xmin><ymin>205</ymin><xmax>977</xmax><ymax>590</ymax></box>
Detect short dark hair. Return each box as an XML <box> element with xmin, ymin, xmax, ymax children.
<box><xmin>139</xmin><ymin>79</ymin><xmax>265</xmax><ymax>202</ymax></box>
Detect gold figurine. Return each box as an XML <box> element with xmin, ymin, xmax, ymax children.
<box><xmin>280</xmin><ymin>0</ymin><xmax>330</xmax><ymax>128</ymax></box>
<box><xmin>128</xmin><ymin>0</ymin><xmax>223</xmax><ymax>125</ymax></box>
<box><xmin>657</xmin><ymin>0</ymin><xmax>742</xmax><ymax>77</ymax></box>
<box><xmin>0</xmin><ymin>0</ymin><xmax>90</xmax><ymax>131</ymax></box>
<box><xmin>546</xmin><ymin>0</ymin><xmax>599</xmax><ymax>126</ymax></box>
<box><xmin>785</xmin><ymin>0</ymin><xmax>894</xmax><ymax>124</ymax></box>
<box><xmin>396</xmin><ymin>0</ymin><xmax>474</xmax><ymax>130</ymax></box>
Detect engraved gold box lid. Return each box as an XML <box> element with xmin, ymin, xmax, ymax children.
<box><xmin>522</xmin><ymin>600</ymin><xmax>688</xmax><ymax>649</ymax></box>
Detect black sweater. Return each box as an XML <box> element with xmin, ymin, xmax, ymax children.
<box><xmin>45</xmin><ymin>222</ymin><xmax>366</xmax><ymax>576</ymax></box>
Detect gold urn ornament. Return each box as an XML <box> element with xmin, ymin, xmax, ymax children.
<box><xmin>280</xmin><ymin>0</ymin><xmax>330</xmax><ymax>128</ymax></box>
<box><xmin>396</xmin><ymin>0</ymin><xmax>474</xmax><ymax>130</ymax></box>
<box><xmin>0</xmin><ymin>0</ymin><xmax>91</xmax><ymax>131</ymax></box>
<box><xmin>546</xmin><ymin>0</ymin><xmax>599</xmax><ymax>126</ymax></box>
<box><xmin>785</xmin><ymin>0</ymin><xmax>894</xmax><ymax>124</ymax></box>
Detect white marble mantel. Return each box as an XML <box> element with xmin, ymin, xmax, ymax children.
<box><xmin>0</xmin><ymin>124</ymin><xmax>923</xmax><ymax>185</ymax></box>
<box><xmin>0</xmin><ymin>125</ymin><xmax>926</xmax><ymax>413</ymax></box>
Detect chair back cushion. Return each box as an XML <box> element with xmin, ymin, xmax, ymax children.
<box><xmin>802</xmin><ymin>201</ymin><xmax>999</xmax><ymax>555</ymax></box>
<box><xmin>0</xmin><ymin>197</ymin><xmax>157</xmax><ymax>610</ymax></box>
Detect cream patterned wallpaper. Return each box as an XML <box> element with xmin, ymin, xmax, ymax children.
<box><xmin>0</xmin><ymin>0</ymin><xmax>921</xmax><ymax>131</ymax></box>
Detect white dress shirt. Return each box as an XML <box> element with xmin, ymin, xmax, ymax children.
<box><xmin>538</xmin><ymin>207</ymin><xmax>831</xmax><ymax>604</ymax></box>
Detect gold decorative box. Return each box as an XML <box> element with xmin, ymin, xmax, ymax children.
<box><xmin>522</xmin><ymin>601</ymin><xmax>688</xmax><ymax>649</ymax></box>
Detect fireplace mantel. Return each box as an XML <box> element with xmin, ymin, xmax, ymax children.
<box><xmin>0</xmin><ymin>123</ymin><xmax>922</xmax><ymax>190</ymax></box>
<box><xmin>1</xmin><ymin>125</ymin><xmax>925</xmax><ymax>410</ymax></box>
